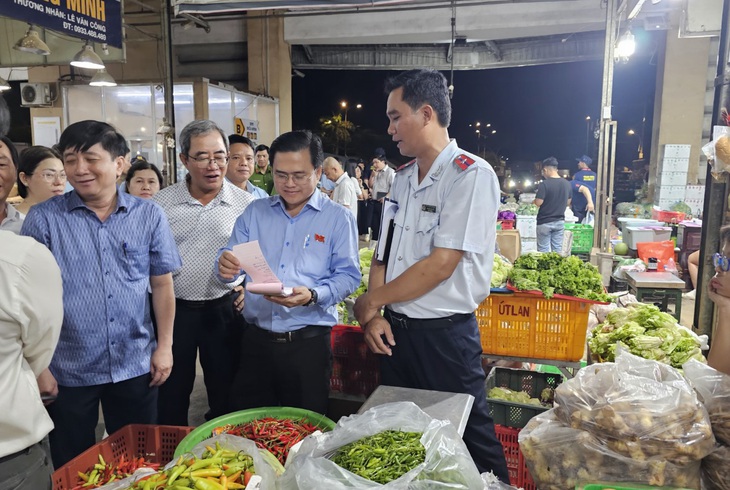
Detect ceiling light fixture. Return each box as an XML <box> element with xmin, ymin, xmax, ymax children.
<box><xmin>89</xmin><ymin>69</ymin><xmax>117</xmax><ymax>87</ymax></box>
<box><xmin>616</xmin><ymin>29</ymin><xmax>636</xmax><ymax>59</ymax></box>
<box><xmin>14</xmin><ymin>25</ymin><xmax>51</xmax><ymax>56</ymax></box>
<box><xmin>0</xmin><ymin>76</ymin><xmax>11</xmax><ymax>92</ymax></box>
<box><xmin>70</xmin><ymin>42</ymin><xmax>105</xmax><ymax>70</ymax></box>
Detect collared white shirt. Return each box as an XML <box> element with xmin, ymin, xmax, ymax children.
<box><xmin>155</xmin><ymin>179</ymin><xmax>254</xmax><ymax>300</ymax></box>
<box><xmin>0</xmin><ymin>202</ymin><xmax>24</xmax><ymax>234</ymax></box>
<box><xmin>385</xmin><ymin>140</ymin><xmax>499</xmax><ymax>318</ymax></box>
<box><xmin>371</xmin><ymin>165</ymin><xmax>395</xmax><ymax>198</ymax></box>
<box><xmin>0</xmin><ymin>232</ymin><xmax>63</xmax><ymax>458</ymax></box>
<box><xmin>332</xmin><ymin>173</ymin><xmax>358</xmax><ymax>219</ymax></box>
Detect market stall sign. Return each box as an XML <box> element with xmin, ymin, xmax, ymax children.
<box><xmin>0</xmin><ymin>0</ymin><xmax>123</xmax><ymax>48</ymax></box>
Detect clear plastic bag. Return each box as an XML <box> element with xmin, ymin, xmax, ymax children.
<box><xmin>481</xmin><ymin>471</ymin><xmax>519</xmax><ymax>490</ymax></box>
<box><xmin>702</xmin><ymin>444</ymin><xmax>730</xmax><ymax>490</ymax></box>
<box><xmin>518</xmin><ymin>410</ymin><xmax>701</xmax><ymax>490</ymax></box>
<box><xmin>711</xmin><ymin>126</ymin><xmax>730</xmax><ymax>178</ymax></box>
<box><xmin>278</xmin><ymin>401</ymin><xmax>483</xmax><ymax>489</ymax></box>
<box><xmin>553</xmin><ymin>350</ymin><xmax>715</xmax><ymax>465</ymax></box>
<box><xmin>95</xmin><ymin>434</ymin><xmax>278</xmax><ymax>490</ymax></box>
<box><xmin>684</xmin><ymin>360</ymin><xmax>730</xmax><ymax>446</ymax></box>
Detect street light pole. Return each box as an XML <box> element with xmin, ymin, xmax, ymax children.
<box><xmin>585</xmin><ymin>116</ymin><xmax>591</xmax><ymax>155</ymax></box>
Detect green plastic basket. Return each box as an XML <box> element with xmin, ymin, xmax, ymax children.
<box><xmin>577</xmin><ymin>483</ymin><xmax>693</xmax><ymax>490</ymax></box>
<box><xmin>173</xmin><ymin>407</ymin><xmax>336</xmax><ymax>458</ymax></box>
<box><xmin>565</xmin><ymin>223</ymin><xmax>594</xmax><ymax>254</ymax></box>
<box><xmin>485</xmin><ymin>368</ymin><xmax>564</xmax><ymax>429</ymax></box>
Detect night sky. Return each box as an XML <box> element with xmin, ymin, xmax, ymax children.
<box><xmin>292</xmin><ymin>30</ymin><xmax>661</xmax><ymax>180</ymax></box>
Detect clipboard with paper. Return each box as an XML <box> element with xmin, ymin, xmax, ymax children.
<box><xmin>231</xmin><ymin>240</ymin><xmax>293</xmax><ymax>296</ymax></box>
<box><xmin>376</xmin><ymin>198</ymin><xmax>398</xmax><ymax>263</ymax></box>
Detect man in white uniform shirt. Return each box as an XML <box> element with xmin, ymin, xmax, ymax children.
<box><xmin>154</xmin><ymin>120</ymin><xmax>254</xmax><ymax>425</ymax></box>
<box><xmin>323</xmin><ymin>156</ymin><xmax>358</xmax><ymax>219</ymax></box>
<box><xmin>0</xmin><ymin>231</ymin><xmax>63</xmax><ymax>489</ymax></box>
<box><xmin>353</xmin><ymin>69</ymin><xmax>509</xmax><ymax>481</ymax></box>
<box><xmin>367</xmin><ymin>148</ymin><xmax>394</xmax><ymax>245</ymax></box>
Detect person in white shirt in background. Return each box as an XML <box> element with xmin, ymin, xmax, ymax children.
<box><xmin>0</xmin><ymin>231</ymin><xmax>64</xmax><ymax>490</ymax></box>
<box><xmin>323</xmin><ymin>156</ymin><xmax>359</xmax><ymax>219</ymax></box>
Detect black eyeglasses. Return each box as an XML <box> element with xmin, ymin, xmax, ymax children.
<box><xmin>185</xmin><ymin>154</ymin><xmax>228</xmax><ymax>169</ymax></box>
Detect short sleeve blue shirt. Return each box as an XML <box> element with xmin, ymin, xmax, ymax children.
<box><xmin>20</xmin><ymin>191</ymin><xmax>182</xmax><ymax>387</ymax></box>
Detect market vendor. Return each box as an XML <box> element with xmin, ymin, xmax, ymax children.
<box><xmin>707</xmin><ymin>224</ymin><xmax>730</xmax><ymax>375</ymax></box>
<box><xmin>353</xmin><ymin>69</ymin><xmax>509</xmax><ymax>481</ymax></box>
<box><xmin>21</xmin><ymin>120</ymin><xmax>182</xmax><ymax>468</ymax></box>
<box><xmin>570</xmin><ymin>155</ymin><xmax>596</xmax><ymax>223</ymax></box>
<box><xmin>217</xmin><ymin>130</ymin><xmax>360</xmax><ymax>415</ymax></box>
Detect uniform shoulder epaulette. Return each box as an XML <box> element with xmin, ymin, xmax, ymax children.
<box><xmin>454</xmin><ymin>154</ymin><xmax>476</xmax><ymax>171</ymax></box>
<box><xmin>396</xmin><ymin>159</ymin><xmax>416</xmax><ymax>172</ymax></box>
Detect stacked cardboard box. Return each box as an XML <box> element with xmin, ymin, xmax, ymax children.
<box><xmin>655</xmin><ymin>144</ymin><xmax>690</xmax><ymax>210</ymax></box>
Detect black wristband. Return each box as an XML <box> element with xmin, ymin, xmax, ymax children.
<box><xmin>305</xmin><ymin>288</ymin><xmax>318</xmax><ymax>306</ymax></box>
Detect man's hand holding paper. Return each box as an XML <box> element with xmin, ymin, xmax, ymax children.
<box><xmin>228</xmin><ymin>241</ymin><xmax>293</xmax><ymax>297</ymax></box>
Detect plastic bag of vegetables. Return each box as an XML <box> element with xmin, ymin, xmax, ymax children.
<box><xmin>702</xmin><ymin>444</ymin><xmax>730</xmax><ymax>490</ymax></box>
<box><xmin>684</xmin><ymin>360</ymin><xmax>730</xmax><ymax>446</ymax></box>
<box><xmin>491</xmin><ymin>254</ymin><xmax>512</xmax><ymax>288</ymax></box>
<box><xmin>278</xmin><ymin>401</ymin><xmax>483</xmax><ymax>489</ymax></box>
<box><xmin>518</xmin><ymin>410</ymin><xmax>701</xmax><ymax>490</ymax></box>
<box><xmin>553</xmin><ymin>350</ymin><xmax>715</xmax><ymax>465</ymax></box>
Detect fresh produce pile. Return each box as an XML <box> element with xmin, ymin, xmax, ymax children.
<box><xmin>616</xmin><ymin>202</ymin><xmax>652</xmax><ymax>218</ymax></box>
<box><xmin>497</xmin><ymin>210</ymin><xmax>516</xmax><ymax>221</ymax></box>
<box><xmin>516</xmin><ymin>203</ymin><xmax>538</xmax><ymax>215</ymax></box>
<box><xmin>490</xmin><ymin>255</ymin><xmax>512</xmax><ymax>288</ymax></box>
<box><xmin>72</xmin><ymin>455</ymin><xmax>160</xmax><ymax>489</ymax></box>
<box><xmin>671</xmin><ymin>201</ymin><xmax>692</xmax><ymax>215</ymax></box>
<box><xmin>508</xmin><ymin>252</ymin><xmax>611</xmax><ymax>302</ymax></box>
<box><xmin>338</xmin><ymin>248</ymin><xmax>373</xmax><ymax>325</ymax></box>
<box><xmin>330</xmin><ymin>430</ymin><xmax>425</xmax><ymax>484</ymax></box>
<box><xmin>519</xmin><ymin>352</ymin><xmax>714</xmax><ymax>490</ymax></box>
<box><xmin>211</xmin><ymin>418</ymin><xmax>319</xmax><ymax>465</ymax></box>
<box><xmin>702</xmin><ymin>445</ymin><xmax>730</xmax><ymax>490</ymax></box>
<box><xmin>487</xmin><ymin>386</ymin><xmax>553</xmax><ymax>407</ymax></box>
<box><xmin>126</xmin><ymin>442</ymin><xmax>257</xmax><ymax>490</ymax></box>
<box><xmin>588</xmin><ymin>303</ymin><xmax>705</xmax><ymax>368</ymax></box>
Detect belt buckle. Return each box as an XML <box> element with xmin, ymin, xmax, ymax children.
<box><xmin>272</xmin><ymin>331</ymin><xmax>293</xmax><ymax>343</ymax></box>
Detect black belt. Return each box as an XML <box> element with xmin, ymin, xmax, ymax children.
<box><xmin>249</xmin><ymin>325</ymin><xmax>330</xmax><ymax>343</ymax></box>
<box><xmin>176</xmin><ymin>292</ymin><xmax>233</xmax><ymax>309</ymax></box>
<box><xmin>384</xmin><ymin>308</ymin><xmax>473</xmax><ymax>330</ymax></box>
<box><xmin>0</xmin><ymin>444</ymin><xmax>35</xmax><ymax>464</ymax></box>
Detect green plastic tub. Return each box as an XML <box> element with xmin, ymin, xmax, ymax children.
<box><xmin>173</xmin><ymin>406</ymin><xmax>336</xmax><ymax>458</ymax></box>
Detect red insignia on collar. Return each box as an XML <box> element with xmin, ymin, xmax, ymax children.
<box><xmin>454</xmin><ymin>154</ymin><xmax>476</xmax><ymax>170</ymax></box>
<box><xmin>396</xmin><ymin>159</ymin><xmax>416</xmax><ymax>172</ymax></box>
<box><xmin>314</xmin><ymin>234</ymin><xmax>325</xmax><ymax>243</ymax></box>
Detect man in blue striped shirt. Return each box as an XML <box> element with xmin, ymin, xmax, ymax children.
<box><xmin>21</xmin><ymin>120</ymin><xmax>182</xmax><ymax>468</ymax></box>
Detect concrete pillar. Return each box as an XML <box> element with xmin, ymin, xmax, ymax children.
<box><xmin>649</xmin><ymin>31</ymin><xmax>712</xmax><ymax>192</ymax></box>
<box><xmin>247</xmin><ymin>13</ymin><xmax>292</xmax><ymax>141</ymax></box>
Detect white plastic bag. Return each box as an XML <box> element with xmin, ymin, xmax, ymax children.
<box><xmin>278</xmin><ymin>401</ymin><xmax>483</xmax><ymax>489</ymax></box>
<box><xmin>582</xmin><ymin>212</ymin><xmax>594</xmax><ymax>226</ymax></box>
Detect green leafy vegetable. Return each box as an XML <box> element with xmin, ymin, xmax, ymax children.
<box><xmin>487</xmin><ymin>387</ymin><xmax>543</xmax><ymax>406</ymax></box>
<box><xmin>508</xmin><ymin>252</ymin><xmax>611</xmax><ymax>302</ymax></box>
<box><xmin>588</xmin><ymin>303</ymin><xmax>706</xmax><ymax>368</ymax></box>
<box><xmin>491</xmin><ymin>255</ymin><xmax>513</xmax><ymax>288</ymax></box>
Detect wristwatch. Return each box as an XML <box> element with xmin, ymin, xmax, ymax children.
<box><xmin>305</xmin><ymin>288</ymin><xmax>318</xmax><ymax>306</ymax></box>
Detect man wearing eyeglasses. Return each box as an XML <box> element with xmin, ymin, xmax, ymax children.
<box><xmin>216</xmin><ymin>130</ymin><xmax>360</xmax><ymax>415</ymax></box>
<box><xmin>154</xmin><ymin>120</ymin><xmax>254</xmax><ymax>426</ymax></box>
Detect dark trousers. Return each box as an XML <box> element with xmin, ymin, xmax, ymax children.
<box><xmin>229</xmin><ymin>324</ymin><xmax>332</xmax><ymax>415</ymax></box>
<box><xmin>357</xmin><ymin>200</ymin><xmax>371</xmax><ymax>235</ymax></box>
<box><xmin>381</xmin><ymin>310</ymin><xmax>510</xmax><ymax>482</ymax></box>
<box><xmin>0</xmin><ymin>439</ymin><xmax>52</xmax><ymax>490</ymax></box>
<box><xmin>370</xmin><ymin>199</ymin><xmax>383</xmax><ymax>239</ymax></box>
<box><xmin>47</xmin><ymin>374</ymin><xmax>157</xmax><ymax>468</ymax></box>
<box><xmin>158</xmin><ymin>294</ymin><xmax>239</xmax><ymax>426</ymax></box>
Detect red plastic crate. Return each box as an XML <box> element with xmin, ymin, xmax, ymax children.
<box><xmin>330</xmin><ymin>325</ymin><xmax>380</xmax><ymax>397</ymax></box>
<box><xmin>494</xmin><ymin>424</ymin><xmax>536</xmax><ymax>490</ymax></box>
<box><xmin>499</xmin><ymin>220</ymin><xmax>515</xmax><ymax>230</ymax></box>
<box><xmin>52</xmin><ymin>424</ymin><xmax>193</xmax><ymax>490</ymax></box>
<box><xmin>652</xmin><ymin>208</ymin><xmax>686</xmax><ymax>224</ymax></box>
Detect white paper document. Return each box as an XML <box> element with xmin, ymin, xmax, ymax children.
<box><xmin>231</xmin><ymin>240</ymin><xmax>293</xmax><ymax>296</ymax></box>
<box><xmin>376</xmin><ymin>198</ymin><xmax>399</xmax><ymax>262</ymax></box>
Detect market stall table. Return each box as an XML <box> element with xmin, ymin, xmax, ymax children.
<box><xmin>357</xmin><ymin>385</ymin><xmax>474</xmax><ymax>436</ymax></box>
<box><xmin>625</xmin><ymin>271</ymin><xmax>685</xmax><ymax>320</ymax></box>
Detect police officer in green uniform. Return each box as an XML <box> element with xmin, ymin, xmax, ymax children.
<box><xmin>354</xmin><ymin>69</ymin><xmax>509</xmax><ymax>481</ymax></box>
<box><xmin>250</xmin><ymin>144</ymin><xmax>275</xmax><ymax>195</ymax></box>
